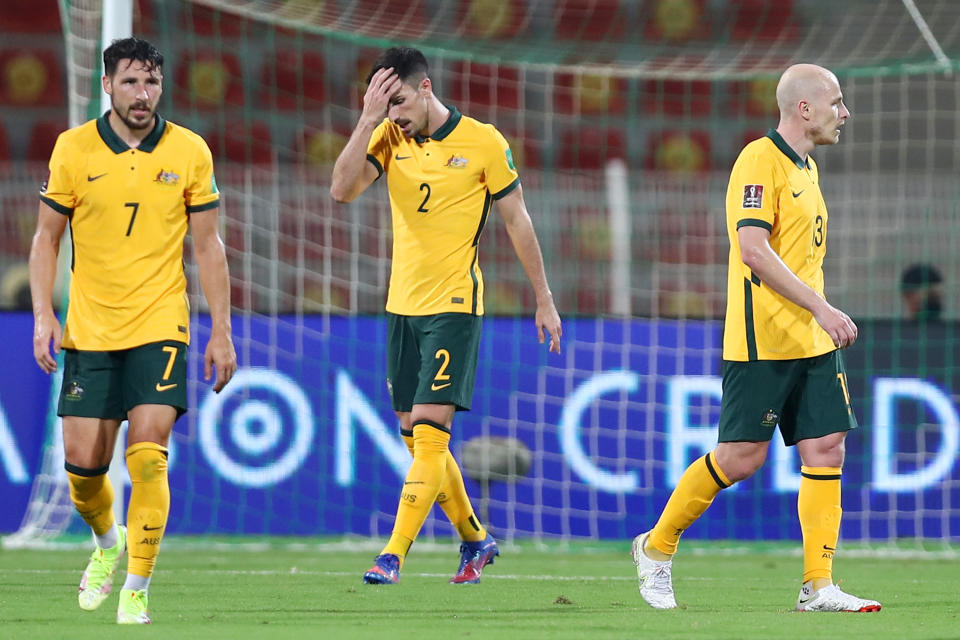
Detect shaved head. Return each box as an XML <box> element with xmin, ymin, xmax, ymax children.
<box><xmin>776</xmin><ymin>64</ymin><xmax>839</xmax><ymax>118</ymax></box>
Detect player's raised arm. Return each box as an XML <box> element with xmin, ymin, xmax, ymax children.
<box><xmin>190</xmin><ymin>207</ymin><xmax>237</xmax><ymax>392</ymax></box>
<box><xmin>28</xmin><ymin>201</ymin><xmax>68</xmax><ymax>373</ymax></box>
<box><xmin>330</xmin><ymin>67</ymin><xmax>401</xmax><ymax>203</ymax></box>
<box><xmin>496</xmin><ymin>185</ymin><xmax>562</xmax><ymax>354</ymax></box>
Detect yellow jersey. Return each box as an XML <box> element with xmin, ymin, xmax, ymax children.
<box><xmin>723</xmin><ymin>129</ymin><xmax>835</xmax><ymax>361</ymax></box>
<box><xmin>40</xmin><ymin>112</ymin><xmax>219</xmax><ymax>351</ymax></box>
<box><xmin>366</xmin><ymin>106</ymin><xmax>520</xmax><ymax>316</ymax></box>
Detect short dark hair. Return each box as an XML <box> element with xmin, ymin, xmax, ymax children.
<box><xmin>103</xmin><ymin>37</ymin><xmax>163</xmax><ymax>77</ymax></box>
<box><xmin>365</xmin><ymin>47</ymin><xmax>428</xmax><ymax>86</ymax></box>
<box><xmin>901</xmin><ymin>263</ymin><xmax>943</xmax><ymax>291</ymax></box>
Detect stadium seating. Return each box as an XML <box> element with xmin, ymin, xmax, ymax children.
<box><xmin>259</xmin><ymin>48</ymin><xmax>326</xmax><ymax>111</ymax></box>
<box><xmin>26</xmin><ymin>120</ymin><xmax>66</xmax><ymax>163</ymax></box>
<box><xmin>0</xmin><ymin>0</ymin><xmax>60</xmax><ymax>33</ymax></box>
<box><xmin>457</xmin><ymin>0</ymin><xmax>528</xmax><ymax>38</ymax></box>
<box><xmin>174</xmin><ymin>51</ymin><xmax>244</xmax><ymax>110</ymax></box>
<box><xmin>0</xmin><ymin>48</ymin><xmax>63</xmax><ymax>107</ymax></box>
<box><xmin>554</xmin><ymin>0</ymin><xmax>625</xmax><ymax>41</ymax></box>
<box><xmin>447</xmin><ymin>62</ymin><xmax>522</xmax><ymax>111</ymax></box>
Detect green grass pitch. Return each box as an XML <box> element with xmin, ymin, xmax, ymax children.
<box><xmin>0</xmin><ymin>540</ymin><xmax>957</xmax><ymax>639</ymax></box>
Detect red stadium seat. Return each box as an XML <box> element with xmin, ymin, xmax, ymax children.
<box><xmin>653</xmin><ymin>210</ymin><xmax>725</xmax><ymax>265</ymax></box>
<box><xmin>206</xmin><ymin>120</ymin><xmax>274</xmax><ymax>165</ymax></box>
<box><xmin>27</xmin><ymin>120</ymin><xmax>67</xmax><ymax>163</ymax></box>
<box><xmin>0</xmin><ymin>0</ymin><xmax>61</xmax><ymax>33</ymax></box>
<box><xmin>557</xmin><ymin>128</ymin><xmax>626</xmax><ymax>170</ymax></box>
<box><xmin>178</xmin><ymin>3</ymin><xmax>249</xmax><ymax>37</ymax></box>
<box><xmin>348</xmin><ymin>0</ymin><xmax>427</xmax><ymax>38</ymax></box>
<box><xmin>260</xmin><ymin>49</ymin><xmax>326</xmax><ymax>111</ymax></box>
<box><xmin>0</xmin><ymin>122</ymin><xmax>10</xmax><ymax>165</ymax></box>
<box><xmin>643</xmin><ymin>79</ymin><xmax>713</xmax><ymax>117</ymax></box>
<box><xmin>642</xmin><ymin>0</ymin><xmax>709</xmax><ymax>41</ymax></box>
<box><xmin>174</xmin><ymin>51</ymin><xmax>243</xmax><ymax>110</ymax></box>
<box><xmin>0</xmin><ymin>48</ymin><xmax>63</xmax><ymax>107</ymax></box>
<box><xmin>728</xmin><ymin>0</ymin><xmax>797</xmax><ymax>42</ymax></box>
<box><xmin>296</xmin><ymin>126</ymin><xmax>349</xmax><ymax>168</ymax></box>
<box><xmin>554</xmin><ymin>0</ymin><xmax>625</xmax><ymax>41</ymax></box>
<box><xmin>555</xmin><ymin>71</ymin><xmax>627</xmax><ymax>115</ymax></box>
<box><xmin>448</xmin><ymin>62</ymin><xmax>522</xmax><ymax>111</ymax></box>
<box><xmin>456</xmin><ymin>0</ymin><xmax>529</xmax><ymax>38</ymax></box>
<box><xmin>727</xmin><ymin>76</ymin><xmax>781</xmax><ymax>116</ymax></box>
<box><xmin>647</xmin><ymin>131</ymin><xmax>711</xmax><ymax>172</ymax></box>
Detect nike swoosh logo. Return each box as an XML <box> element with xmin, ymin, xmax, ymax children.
<box><xmin>822</xmin><ymin>545</ymin><xmax>836</xmax><ymax>551</ymax></box>
<box><xmin>155</xmin><ymin>382</ymin><xmax>178</xmax><ymax>392</ymax></box>
<box><xmin>87</xmin><ymin>173</ymin><xmax>108</xmax><ymax>182</ymax></box>
<box><xmin>792</xmin><ymin>190</ymin><xmax>804</xmax><ymax>197</ymax></box>
<box><xmin>430</xmin><ymin>382</ymin><xmax>451</xmax><ymax>391</ymax></box>
<box><xmin>395</xmin><ymin>155</ymin><xmax>411</xmax><ymax>160</ymax></box>
<box><xmin>143</xmin><ymin>524</ymin><xmax>163</xmax><ymax>531</ymax></box>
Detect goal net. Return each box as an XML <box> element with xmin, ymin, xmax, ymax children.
<box><xmin>8</xmin><ymin>0</ymin><xmax>960</xmax><ymax>550</ymax></box>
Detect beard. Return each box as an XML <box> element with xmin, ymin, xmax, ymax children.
<box><xmin>113</xmin><ymin>99</ymin><xmax>155</xmax><ymax>130</ymax></box>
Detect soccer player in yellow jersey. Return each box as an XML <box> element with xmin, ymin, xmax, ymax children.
<box><xmin>28</xmin><ymin>37</ymin><xmax>236</xmax><ymax>624</ymax></box>
<box><xmin>630</xmin><ymin>64</ymin><xmax>881</xmax><ymax>612</ymax></box>
<box><xmin>331</xmin><ymin>47</ymin><xmax>562</xmax><ymax>585</ymax></box>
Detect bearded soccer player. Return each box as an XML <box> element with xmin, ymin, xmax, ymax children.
<box><xmin>330</xmin><ymin>47</ymin><xmax>562</xmax><ymax>585</ymax></box>
<box><xmin>29</xmin><ymin>37</ymin><xmax>236</xmax><ymax>624</ymax></box>
<box><xmin>630</xmin><ymin>64</ymin><xmax>881</xmax><ymax>612</ymax></box>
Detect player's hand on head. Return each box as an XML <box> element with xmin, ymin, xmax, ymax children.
<box><xmin>362</xmin><ymin>67</ymin><xmax>401</xmax><ymax>123</ymax></box>
<box><xmin>32</xmin><ymin>312</ymin><xmax>62</xmax><ymax>374</ymax></box>
<box><xmin>204</xmin><ymin>333</ymin><xmax>237</xmax><ymax>393</ymax></box>
<box><xmin>535</xmin><ymin>302</ymin><xmax>562</xmax><ymax>354</ymax></box>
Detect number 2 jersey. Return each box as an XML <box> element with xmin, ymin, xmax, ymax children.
<box><xmin>365</xmin><ymin>106</ymin><xmax>520</xmax><ymax>316</ymax></box>
<box><xmin>40</xmin><ymin>112</ymin><xmax>219</xmax><ymax>351</ymax></box>
<box><xmin>723</xmin><ymin>129</ymin><xmax>836</xmax><ymax>362</ymax></box>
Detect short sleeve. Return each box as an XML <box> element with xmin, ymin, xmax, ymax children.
<box><xmin>185</xmin><ymin>137</ymin><xmax>220</xmax><ymax>213</ymax></box>
<box><xmin>484</xmin><ymin>126</ymin><xmax>520</xmax><ymax>200</ymax></box>
<box><xmin>726</xmin><ymin>146</ymin><xmax>776</xmax><ymax>233</ymax></box>
<box><xmin>365</xmin><ymin>119</ymin><xmax>392</xmax><ymax>178</ymax></box>
<box><xmin>39</xmin><ymin>133</ymin><xmax>76</xmax><ymax>215</ymax></box>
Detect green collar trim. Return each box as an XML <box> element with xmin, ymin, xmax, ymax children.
<box><xmin>766</xmin><ymin>128</ymin><xmax>810</xmax><ymax>169</ymax></box>
<box><xmin>415</xmin><ymin>105</ymin><xmax>461</xmax><ymax>143</ymax></box>
<box><xmin>96</xmin><ymin>110</ymin><xmax>166</xmax><ymax>154</ymax></box>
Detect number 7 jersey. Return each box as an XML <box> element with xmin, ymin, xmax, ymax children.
<box><xmin>365</xmin><ymin>106</ymin><xmax>520</xmax><ymax>316</ymax></box>
<box><xmin>40</xmin><ymin>112</ymin><xmax>219</xmax><ymax>351</ymax></box>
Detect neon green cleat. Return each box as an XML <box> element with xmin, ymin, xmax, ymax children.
<box><xmin>78</xmin><ymin>525</ymin><xmax>127</xmax><ymax>611</ymax></box>
<box><xmin>117</xmin><ymin>588</ymin><xmax>151</xmax><ymax>624</ymax></box>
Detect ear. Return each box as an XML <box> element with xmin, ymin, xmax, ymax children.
<box><xmin>797</xmin><ymin>99</ymin><xmax>811</xmax><ymax>121</ymax></box>
<box><xmin>101</xmin><ymin>74</ymin><xmax>112</xmax><ymax>96</ymax></box>
<box><xmin>419</xmin><ymin>76</ymin><xmax>432</xmax><ymax>96</ymax></box>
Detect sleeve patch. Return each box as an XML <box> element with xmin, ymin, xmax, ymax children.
<box><xmin>742</xmin><ymin>184</ymin><xmax>764</xmax><ymax>209</ymax></box>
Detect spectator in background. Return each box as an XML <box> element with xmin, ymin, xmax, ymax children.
<box><xmin>901</xmin><ymin>263</ymin><xmax>943</xmax><ymax>321</ymax></box>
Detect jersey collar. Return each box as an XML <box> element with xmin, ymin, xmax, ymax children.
<box><xmin>413</xmin><ymin>105</ymin><xmax>461</xmax><ymax>144</ymax></box>
<box><xmin>766</xmin><ymin>128</ymin><xmax>811</xmax><ymax>169</ymax></box>
<box><xmin>96</xmin><ymin>110</ymin><xmax>167</xmax><ymax>154</ymax></box>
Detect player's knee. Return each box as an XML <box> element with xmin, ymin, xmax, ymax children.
<box><xmin>715</xmin><ymin>444</ymin><xmax>767</xmax><ymax>483</ymax></box>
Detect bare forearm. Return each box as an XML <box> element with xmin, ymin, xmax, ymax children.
<box><xmin>505</xmin><ymin>216</ymin><xmax>553</xmax><ymax>303</ymax></box>
<box><xmin>195</xmin><ymin>241</ymin><xmax>232</xmax><ymax>335</ymax></box>
<box><xmin>28</xmin><ymin>236</ymin><xmax>59</xmax><ymax>317</ymax></box>
<box><xmin>330</xmin><ymin>117</ymin><xmax>379</xmax><ymax>203</ymax></box>
<box><xmin>743</xmin><ymin>245</ymin><xmax>827</xmax><ymax>314</ymax></box>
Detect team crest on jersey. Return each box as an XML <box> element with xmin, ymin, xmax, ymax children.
<box><xmin>64</xmin><ymin>381</ymin><xmax>84</xmax><ymax>401</ymax></box>
<box><xmin>444</xmin><ymin>154</ymin><xmax>468</xmax><ymax>169</ymax></box>
<box><xmin>742</xmin><ymin>184</ymin><xmax>764</xmax><ymax>208</ymax></box>
<box><xmin>760</xmin><ymin>409</ymin><xmax>780</xmax><ymax>428</ymax></box>
<box><xmin>154</xmin><ymin>169</ymin><xmax>181</xmax><ymax>186</ymax></box>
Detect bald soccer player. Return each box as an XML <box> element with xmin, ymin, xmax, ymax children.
<box><xmin>628</xmin><ymin>64</ymin><xmax>881</xmax><ymax>613</ymax></box>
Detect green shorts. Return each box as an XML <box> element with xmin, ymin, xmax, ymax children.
<box><xmin>58</xmin><ymin>340</ymin><xmax>188</xmax><ymax>420</ymax></box>
<box><xmin>386</xmin><ymin>312</ymin><xmax>482</xmax><ymax>412</ymax></box>
<box><xmin>718</xmin><ymin>350</ymin><xmax>857</xmax><ymax>446</ymax></box>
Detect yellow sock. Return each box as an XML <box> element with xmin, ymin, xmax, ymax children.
<box><xmin>798</xmin><ymin>466</ymin><xmax>842</xmax><ymax>585</ymax></box>
<box><xmin>125</xmin><ymin>442</ymin><xmax>170</xmax><ymax>578</ymax></box>
<box><xmin>648</xmin><ymin>452</ymin><xmax>731</xmax><ymax>557</ymax></box>
<box><xmin>66</xmin><ymin>465</ymin><xmax>115</xmax><ymax>536</ymax></box>
<box><xmin>402</xmin><ymin>431</ymin><xmax>487</xmax><ymax>543</ymax></box>
<box><xmin>383</xmin><ymin>421</ymin><xmax>450</xmax><ymax>561</ymax></box>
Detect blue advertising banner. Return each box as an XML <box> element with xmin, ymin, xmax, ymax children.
<box><xmin>1</xmin><ymin>312</ymin><xmax>958</xmax><ymax>541</ymax></box>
